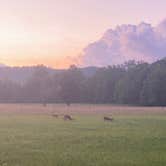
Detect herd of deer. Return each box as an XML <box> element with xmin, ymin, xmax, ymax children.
<box><xmin>52</xmin><ymin>114</ymin><xmax>113</xmax><ymax>122</ymax></box>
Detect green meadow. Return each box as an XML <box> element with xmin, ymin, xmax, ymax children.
<box><xmin>0</xmin><ymin>104</ymin><xmax>165</xmax><ymax>166</ymax></box>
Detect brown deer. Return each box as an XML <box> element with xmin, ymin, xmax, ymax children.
<box><xmin>42</xmin><ymin>103</ymin><xmax>47</xmax><ymax>107</ymax></box>
<box><xmin>52</xmin><ymin>114</ymin><xmax>59</xmax><ymax>118</ymax></box>
<box><xmin>64</xmin><ymin>115</ymin><xmax>73</xmax><ymax>121</ymax></box>
<box><xmin>104</xmin><ymin>116</ymin><xmax>113</xmax><ymax>122</ymax></box>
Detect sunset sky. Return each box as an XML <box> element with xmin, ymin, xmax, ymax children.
<box><xmin>0</xmin><ymin>0</ymin><xmax>166</xmax><ymax>68</ymax></box>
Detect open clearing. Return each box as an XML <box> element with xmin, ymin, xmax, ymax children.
<box><xmin>0</xmin><ymin>104</ymin><xmax>166</xmax><ymax>166</ymax></box>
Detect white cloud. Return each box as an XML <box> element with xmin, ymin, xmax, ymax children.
<box><xmin>80</xmin><ymin>19</ymin><xmax>166</xmax><ymax>67</ymax></box>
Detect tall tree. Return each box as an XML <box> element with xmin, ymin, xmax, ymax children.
<box><xmin>59</xmin><ymin>65</ymin><xmax>85</xmax><ymax>104</ymax></box>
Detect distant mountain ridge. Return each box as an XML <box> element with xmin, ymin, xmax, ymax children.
<box><xmin>0</xmin><ymin>63</ymin><xmax>7</xmax><ymax>67</ymax></box>
<box><xmin>0</xmin><ymin>65</ymin><xmax>97</xmax><ymax>83</ymax></box>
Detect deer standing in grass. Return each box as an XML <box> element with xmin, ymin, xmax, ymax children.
<box><xmin>64</xmin><ymin>115</ymin><xmax>73</xmax><ymax>121</ymax></box>
<box><xmin>104</xmin><ymin>116</ymin><xmax>113</xmax><ymax>122</ymax></box>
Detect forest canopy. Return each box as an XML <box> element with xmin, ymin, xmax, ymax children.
<box><xmin>0</xmin><ymin>59</ymin><xmax>166</xmax><ymax>106</ymax></box>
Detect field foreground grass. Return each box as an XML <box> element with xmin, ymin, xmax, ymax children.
<box><xmin>0</xmin><ymin>104</ymin><xmax>165</xmax><ymax>166</ymax></box>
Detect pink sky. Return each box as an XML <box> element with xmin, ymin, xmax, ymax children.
<box><xmin>0</xmin><ymin>0</ymin><xmax>166</xmax><ymax>68</ymax></box>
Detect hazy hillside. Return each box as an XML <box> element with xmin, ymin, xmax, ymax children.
<box><xmin>0</xmin><ymin>65</ymin><xmax>97</xmax><ymax>83</ymax></box>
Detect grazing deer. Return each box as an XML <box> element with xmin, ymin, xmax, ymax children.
<box><xmin>66</xmin><ymin>102</ymin><xmax>71</xmax><ymax>107</ymax></box>
<box><xmin>43</xmin><ymin>103</ymin><xmax>47</xmax><ymax>107</ymax></box>
<box><xmin>64</xmin><ymin>115</ymin><xmax>73</xmax><ymax>121</ymax></box>
<box><xmin>104</xmin><ymin>116</ymin><xmax>113</xmax><ymax>122</ymax></box>
<box><xmin>52</xmin><ymin>114</ymin><xmax>59</xmax><ymax>118</ymax></box>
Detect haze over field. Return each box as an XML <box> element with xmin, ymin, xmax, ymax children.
<box><xmin>1</xmin><ymin>0</ymin><xmax>166</xmax><ymax>68</ymax></box>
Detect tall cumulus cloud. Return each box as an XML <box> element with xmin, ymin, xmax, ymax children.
<box><xmin>80</xmin><ymin>19</ymin><xmax>166</xmax><ymax>66</ymax></box>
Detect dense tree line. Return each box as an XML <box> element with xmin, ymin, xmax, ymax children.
<box><xmin>0</xmin><ymin>59</ymin><xmax>166</xmax><ymax>106</ymax></box>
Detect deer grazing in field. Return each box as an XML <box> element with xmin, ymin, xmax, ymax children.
<box><xmin>66</xmin><ymin>102</ymin><xmax>71</xmax><ymax>107</ymax></box>
<box><xmin>52</xmin><ymin>114</ymin><xmax>59</xmax><ymax>118</ymax></box>
<box><xmin>63</xmin><ymin>115</ymin><xmax>73</xmax><ymax>121</ymax></box>
<box><xmin>104</xmin><ymin>116</ymin><xmax>113</xmax><ymax>122</ymax></box>
<box><xmin>42</xmin><ymin>103</ymin><xmax>47</xmax><ymax>107</ymax></box>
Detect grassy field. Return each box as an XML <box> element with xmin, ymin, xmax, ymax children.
<box><xmin>0</xmin><ymin>104</ymin><xmax>165</xmax><ymax>166</ymax></box>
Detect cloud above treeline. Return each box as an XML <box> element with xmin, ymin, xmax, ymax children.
<box><xmin>80</xmin><ymin>19</ymin><xmax>166</xmax><ymax>67</ymax></box>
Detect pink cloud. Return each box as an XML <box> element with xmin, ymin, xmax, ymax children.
<box><xmin>80</xmin><ymin>19</ymin><xmax>166</xmax><ymax>66</ymax></box>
